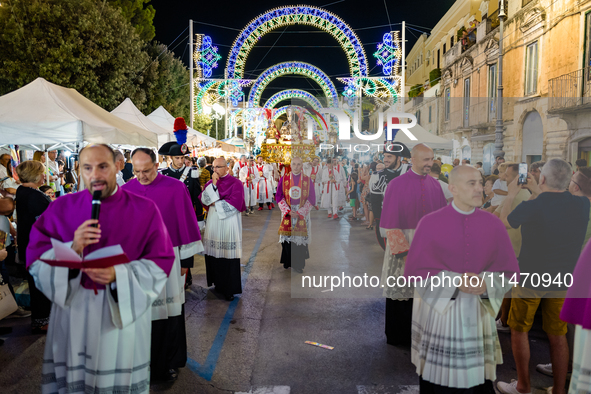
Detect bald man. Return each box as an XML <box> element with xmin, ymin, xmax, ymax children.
<box><xmin>380</xmin><ymin>143</ymin><xmax>447</xmax><ymax>346</ymax></box>
<box><xmin>27</xmin><ymin>144</ymin><xmax>174</xmax><ymax>394</ymax></box>
<box><xmin>199</xmin><ymin>158</ymin><xmax>246</xmax><ymax>301</ymax></box>
<box><xmin>405</xmin><ymin>165</ymin><xmax>519</xmax><ymax>394</ymax></box>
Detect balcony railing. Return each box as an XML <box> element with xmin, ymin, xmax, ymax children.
<box><xmin>549</xmin><ymin>67</ymin><xmax>591</xmax><ymax>111</ymax></box>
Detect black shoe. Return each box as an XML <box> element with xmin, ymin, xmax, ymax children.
<box><xmin>293</xmin><ymin>268</ymin><xmax>304</xmax><ymax>274</ymax></box>
<box><xmin>184</xmin><ymin>279</ymin><xmax>192</xmax><ymax>290</ymax></box>
<box><xmin>225</xmin><ymin>294</ymin><xmax>235</xmax><ymax>301</ymax></box>
<box><xmin>165</xmin><ymin>368</ymin><xmax>179</xmax><ymax>382</ymax></box>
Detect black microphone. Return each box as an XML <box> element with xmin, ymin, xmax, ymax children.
<box><xmin>91</xmin><ymin>190</ymin><xmax>102</xmax><ymax>228</ymax></box>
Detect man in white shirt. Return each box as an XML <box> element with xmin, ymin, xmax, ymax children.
<box><xmin>114</xmin><ymin>151</ymin><xmax>126</xmax><ymax>186</ymax></box>
<box><xmin>47</xmin><ymin>150</ymin><xmax>60</xmax><ymax>192</ymax></box>
<box><xmin>430</xmin><ymin>163</ymin><xmax>453</xmax><ymax>203</ymax></box>
<box><xmin>490</xmin><ymin>163</ymin><xmax>509</xmax><ymax>209</ymax></box>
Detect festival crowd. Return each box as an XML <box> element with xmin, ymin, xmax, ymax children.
<box><xmin>0</xmin><ymin>118</ymin><xmax>590</xmax><ymax>394</ymax></box>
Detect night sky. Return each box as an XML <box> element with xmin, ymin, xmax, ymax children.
<box><xmin>149</xmin><ymin>0</ymin><xmax>455</xmax><ymax>102</ymax></box>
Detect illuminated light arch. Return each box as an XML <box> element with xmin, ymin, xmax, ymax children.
<box><xmin>226</xmin><ymin>5</ymin><xmax>368</xmax><ymax>79</ymax></box>
<box><xmin>263</xmin><ymin>89</ymin><xmax>323</xmax><ymax>111</ymax></box>
<box><xmin>195</xmin><ymin>81</ymin><xmax>221</xmax><ymax>113</ymax></box>
<box><xmin>249</xmin><ymin>62</ymin><xmax>338</xmax><ymax>107</ymax></box>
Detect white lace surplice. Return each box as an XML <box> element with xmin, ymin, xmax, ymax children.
<box><xmin>201</xmin><ymin>184</ymin><xmax>242</xmax><ymax>259</ymax></box>
<box><xmin>412</xmin><ymin>270</ymin><xmax>508</xmax><ymax>389</ymax></box>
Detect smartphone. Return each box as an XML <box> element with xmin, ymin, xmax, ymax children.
<box><xmin>518</xmin><ymin>163</ymin><xmax>528</xmax><ymax>185</ymax></box>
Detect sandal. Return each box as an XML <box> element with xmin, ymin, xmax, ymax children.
<box><xmin>366</xmin><ymin>225</ymin><xmax>374</xmax><ymax>230</ymax></box>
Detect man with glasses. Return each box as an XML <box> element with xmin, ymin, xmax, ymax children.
<box><xmin>199</xmin><ymin>158</ymin><xmax>246</xmax><ymax>301</ymax></box>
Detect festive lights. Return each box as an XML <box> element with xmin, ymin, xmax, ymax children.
<box><xmin>337</xmin><ymin>77</ymin><xmax>399</xmax><ymax>106</ymax></box>
<box><xmin>194</xmin><ymin>35</ymin><xmax>222</xmax><ymax>79</ymax></box>
<box><xmin>218</xmin><ymin>79</ymin><xmax>254</xmax><ymax>107</ymax></box>
<box><xmin>263</xmin><ymin>89</ymin><xmax>323</xmax><ymax>111</ymax></box>
<box><xmin>226</xmin><ymin>6</ymin><xmax>368</xmax><ymax>78</ymax></box>
<box><xmin>373</xmin><ymin>32</ymin><xmax>402</xmax><ymax>76</ymax></box>
<box><xmin>249</xmin><ymin>62</ymin><xmax>339</xmax><ymax>107</ymax></box>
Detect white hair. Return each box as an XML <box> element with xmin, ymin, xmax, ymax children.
<box><xmin>540</xmin><ymin>158</ymin><xmax>571</xmax><ymax>191</ymax></box>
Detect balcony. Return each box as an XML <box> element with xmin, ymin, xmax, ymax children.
<box><xmin>549</xmin><ymin>67</ymin><xmax>591</xmax><ymax>111</ymax></box>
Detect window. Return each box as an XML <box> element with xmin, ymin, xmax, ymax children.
<box><xmin>445</xmin><ymin>88</ymin><xmax>451</xmax><ymax>121</ymax></box>
<box><xmin>464</xmin><ymin>78</ymin><xmax>470</xmax><ymax>128</ymax></box>
<box><xmin>416</xmin><ymin>110</ymin><xmax>421</xmax><ymax>124</ymax></box>
<box><xmin>429</xmin><ymin>105</ymin><xmax>432</xmax><ymax>123</ymax></box>
<box><xmin>451</xmin><ymin>36</ymin><xmax>454</xmax><ymax>47</ymax></box>
<box><xmin>525</xmin><ymin>41</ymin><xmax>539</xmax><ymax>95</ymax></box>
<box><xmin>443</xmin><ymin>43</ymin><xmax>446</xmax><ymax>54</ymax></box>
<box><xmin>488</xmin><ymin>63</ymin><xmax>498</xmax><ymax>119</ymax></box>
<box><xmin>437</xmin><ymin>49</ymin><xmax>440</xmax><ymax>68</ymax></box>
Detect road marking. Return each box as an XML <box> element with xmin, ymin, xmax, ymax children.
<box><xmin>187</xmin><ymin>211</ymin><xmax>273</xmax><ymax>381</ymax></box>
<box><xmin>236</xmin><ymin>386</ymin><xmax>290</xmax><ymax>394</ymax></box>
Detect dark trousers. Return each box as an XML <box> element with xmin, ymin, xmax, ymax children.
<box><xmin>26</xmin><ymin>270</ymin><xmax>51</xmax><ymax>329</ymax></box>
<box><xmin>204</xmin><ymin>255</ymin><xmax>242</xmax><ymax>296</ymax></box>
<box><xmin>385</xmin><ymin>298</ymin><xmax>413</xmax><ymax>346</ymax></box>
<box><xmin>419</xmin><ymin>377</ymin><xmax>495</xmax><ymax>394</ymax></box>
<box><xmin>150</xmin><ymin>305</ymin><xmax>188</xmax><ymax>380</ymax></box>
<box><xmin>280</xmin><ymin>242</ymin><xmax>308</xmax><ymax>270</ymax></box>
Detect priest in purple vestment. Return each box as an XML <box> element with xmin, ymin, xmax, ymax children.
<box><xmin>199</xmin><ymin>157</ymin><xmax>246</xmax><ymax>301</ymax></box>
<box><xmin>405</xmin><ymin>165</ymin><xmax>519</xmax><ymax>394</ymax></box>
<box><xmin>380</xmin><ymin>143</ymin><xmax>447</xmax><ymax>346</ymax></box>
<box><xmin>123</xmin><ymin>148</ymin><xmax>203</xmax><ymax>383</ymax></box>
<box><xmin>27</xmin><ymin>144</ymin><xmax>175</xmax><ymax>394</ymax></box>
<box><xmin>276</xmin><ymin>156</ymin><xmax>316</xmax><ymax>273</ymax></box>
<box><xmin>560</xmin><ymin>231</ymin><xmax>591</xmax><ymax>394</ymax></box>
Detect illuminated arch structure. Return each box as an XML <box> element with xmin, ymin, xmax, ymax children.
<box><xmin>226</xmin><ymin>5</ymin><xmax>368</xmax><ymax>79</ymax></box>
<box><xmin>263</xmin><ymin>89</ymin><xmax>323</xmax><ymax>111</ymax></box>
<box><xmin>249</xmin><ymin>62</ymin><xmax>338</xmax><ymax>108</ymax></box>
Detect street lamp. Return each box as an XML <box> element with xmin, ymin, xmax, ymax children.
<box><xmin>494</xmin><ymin>0</ymin><xmax>507</xmax><ymax>161</ymax></box>
<box><xmin>212</xmin><ymin>103</ymin><xmax>225</xmax><ymax>141</ymax></box>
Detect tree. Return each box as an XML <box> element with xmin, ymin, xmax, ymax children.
<box><xmin>140</xmin><ymin>41</ymin><xmax>190</xmax><ymax>121</ymax></box>
<box><xmin>194</xmin><ymin>113</ymin><xmax>213</xmax><ymax>137</ymax></box>
<box><xmin>106</xmin><ymin>0</ymin><xmax>156</xmax><ymax>41</ymax></box>
<box><xmin>0</xmin><ymin>0</ymin><xmax>150</xmax><ymax>111</ymax></box>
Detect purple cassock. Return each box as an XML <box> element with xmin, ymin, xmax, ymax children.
<box><xmin>200</xmin><ymin>174</ymin><xmax>247</xmax><ymax>211</ymax></box>
<box><xmin>560</xmin><ymin>240</ymin><xmax>591</xmax><ymax>330</ymax></box>
<box><xmin>27</xmin><ymin>188</ymin><xmax>175</xmax><ymax>290</ymax></box>
<box><xmin>275</xmin><ymin>173</ymin><xmax>316</xmax><ymax>206</ymax></box>
<box><xmin>123</xmin><ymin>174</ymin><xmax>201</xmax><ymax>247</ymax></box>
<box><xmin>380</xmin><ymin>170</ymin><xmax>447</xmax><ymax>230</ymax></box>
<box><xmin>405</xmin><ymin>205</ymin><xmax>520</xmax><ymax>278</ymax></box>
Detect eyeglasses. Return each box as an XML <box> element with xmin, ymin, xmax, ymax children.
<box><xmin>571</xmin><ymin>179</ymin><xmax>581</xmax><ymax>189</ymax></box>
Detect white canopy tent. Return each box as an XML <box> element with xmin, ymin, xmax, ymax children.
<box><xmin>147</xmin><ymin>106</ymin><xmax>217</xmax><ymax>146</ymax></box>
<box><xmin>0</xmin><ymin>78</ymin><xmax>158</xmax><ymax>148</ymax></box>
<box><xmin>111</xmin><ymin>98</ymin><xmax>171</xmax><ymax>145</ymax></box>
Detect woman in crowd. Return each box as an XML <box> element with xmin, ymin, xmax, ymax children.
<box><xmin>347</xmin><ymin>172</ymin><xmax>359</xmax><ymax>221</ymax></box>
<box><xmin>481</xmin><ymin>175</ymin><xmax>498</xmax><ymax>212</ymax></box>
<box><xmin>38</xmin><ymin>185</ymin><xmax>56</xmax><ymax>201</ymax></box>
<box><xmin>15</xmin><ymin>160</ymin><xmax>53</xmax><ymax>334</ymax></box>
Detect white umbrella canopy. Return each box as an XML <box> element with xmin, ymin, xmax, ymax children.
<box><xmin>111</xmin><ymin>98</ymin><xmax>171</xmax><ymax>145</ymax></box>
<box><xmin>0</xmin><ymin>78</ymin><xmax>158</xmax><ymax>147</ymax></box>
<box><xmin>147</xmin><ymin>106</ymin><xmax>217</xmax><ymax>146</ymax></box>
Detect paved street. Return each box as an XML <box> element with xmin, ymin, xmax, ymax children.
<box><xmin>0</xmin><ymin>207</ymin><xmax>557</xmax><ymax>394</ymax></box>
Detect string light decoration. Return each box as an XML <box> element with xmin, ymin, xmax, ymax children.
<box><xmin>373</xmin><ymin>32</ymin><xmax>402</xmax><ymax>76</ymax></box>
<box><xmin>248</xmin><ymin>61</ymin><xmax>339</xmax><ymax>107</ymax></box>
<box><xmin>272</xmin><ymin>105</ymin><xmax>325</xmax><ymax>130</ymax></box>
<box><xmin>226</xmin><ymin>5</ymin><xmax>368</xmax><ymax>79</ymax></box>
<box><xmin>337</xmin><ymin>76</ymin><xmax>399</xmax><ymax>106</ymax></box>
<box><xmin>195</xmin><ymin>81</ymin><xmax>221</xmax><ymax>113</ymax></box>
<box><xmin>194</xmin><ymin>35</ymin><xmax>222</xmax><ymax>79</ymax></box>
<box><xmin>217</xmin><ymin>79</ymin><xmax>254</xmax><ymax>107</ymax></box>
<box><xmin>263</xmin><ymin>89</ymin><xmax>323</xmax><ymax>111</ymax></box>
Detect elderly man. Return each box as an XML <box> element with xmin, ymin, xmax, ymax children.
<box><xmin>497</xmin><ymin>159</ymin><xmax>590</xmax><ymax>394</ymax></box>
<box><xmin>114</xmin><ymin>150</ymin><xmax>126</xmax><ymax>186</ymax></box>
<box><xmin>277</xmin><ymin>156</ymin><xmax>315</xmax><ymax>273</ymax></box>
<box><xmin>124</xmin><ymin>148</ymin><xmax>203</xmax><ymax>382</ymax></box>
<box><xmin>27</xmin><ymin>144</ymin><xmax>174</xmax><ymax>394</ymax></box>
<box><xmin>240</xmin><ymin>157</ymin><xmax>260</xmax><ymax>215</ymax></box>
<box><xmin>406</xmin><ymin>165</ymin><xmax>519</xmax><ymax>394</ymax></box>
<box><xmin>380</xmin><ymin>143</ymin><xmax>447</xmax><ymax>346</ymax></box>
<box><xmin>199</xmin><ymin>158</ymin><xmax>246</xmax><ymax>301</ymax></box>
